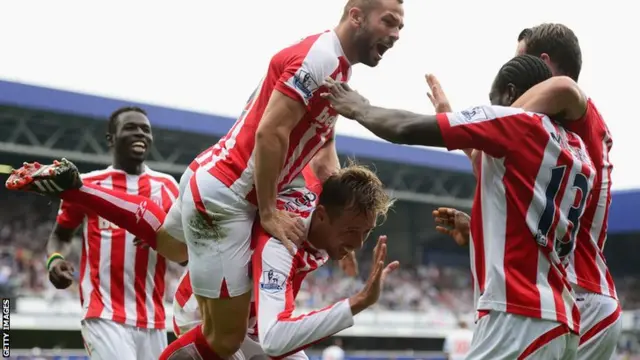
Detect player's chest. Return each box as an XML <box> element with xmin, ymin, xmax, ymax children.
<box><xmin>305</xmin><ymin>66</ymin><xmax>351</xmax><ymax>132</ymax></box>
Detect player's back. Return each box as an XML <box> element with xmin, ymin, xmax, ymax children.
<box><xmin>195</xmin><ymin>31</ymin><xmax>351</xmax><ymax>204</ymax></box>
<box><xmin>465</xmin><ymin>106</ymin><xmax>595</xmax><ymax>334</ymax></box>
<box><xmin>563</xmin><ymin>98</ymin><xmax>616</xmax><ymax>298</ymax></box>
<box><xmin>57</xmin><ymin>166</ymin><xmax>179</xmax><ymax>329</ymax></box>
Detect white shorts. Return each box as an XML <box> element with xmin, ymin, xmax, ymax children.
<box><xmin>163</xmin><ymin>167</ymin><xmax>195</xmax><ymax>243</ymax></box>
<box><xmin>576</xmin><ymin>290</ymin><xmax>622</xmax><ymax>360</ymax></box>
<box><xmin>180</xmin><ymin>168</ymin><xmax>256</xmax><ymax>298</ymax></box>
<box><xmin>80</xmin><ymin>318</ymin><xmax>167</xmax><ymax>360</ymax></box>
<box><xmin>466</xmin><ymin>311</ymin><xmax>578</xmax><ymax>360</ymax></box>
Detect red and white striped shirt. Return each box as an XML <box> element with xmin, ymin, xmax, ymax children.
<box><xmin>174</xmin><ymin>187</ymin><xmax>352</xmax><ymax>358</ymax></box>
<box><xmin>564</xmin><ymin>99</ymin><xmax>616</xmax><ymax>298</ymax></box>
<box><xmin>57</xmin><ymin>166</ymin><xmax>179</xmax><ymax>329</ymax></box>
<box><xmin>436</xmin><ymin>105</ymin><xmax>596</xmax><ymax>334</ymax></box>
<box><xmin>193</xmin><ymin>30</ymin><xmax>351</xmax><ymax>204</ymax></box>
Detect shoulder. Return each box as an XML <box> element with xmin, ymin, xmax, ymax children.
<box><xmin>277</xmin><ymin>187</ymin><xmax>318</xmax><ymax>214</ymax></box>
<box><xmin>146</xmin><ymin>168</ymin><xmax>179</xmax><ymax>186</ymax></box>
<box><xmin>273</xmin><ymin>31</ymin><xmax>343</xmax><ymax>74</ymax></box>
<box><xmin>81</xmin><ymin>167</ymin><xmax>117</xmax><ymax>182</ymax></box>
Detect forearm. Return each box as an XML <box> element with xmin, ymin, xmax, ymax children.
<box><xmin>310</xmin><ymin>141</ymin><xmax>340</xmax><ymax>182</ymax></box>
<box><xmin>255</xmin><ymin>129</ymin><xmax>289</xmax><ymax>214</ymax></box>
<box><xmin>259</xmin><ymin>299</ymin><xmax>354</xmax><ymax>357</ymax></box>
<box><xmin>512</xmin><ymin>76</ymin><xmax>586</xmax><ymax>120</ymax></box>
<box><xmin>155</xmin><ymin>229</ymin><xmax>189</xmax><ymax>264</ymax></box>
<box><xmin>355</xmin><ymin>106</ymin><xmax>445</xmax><ymax>147</ymax></box>
<box><xmin>47</xmin><ymin>228</ymin><xmax>75</xmax><ymax>256</ymax></box>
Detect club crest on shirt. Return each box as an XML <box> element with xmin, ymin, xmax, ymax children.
<box><xmin>260</xmin><ymin>269</ymin><xmax>287</xmax><ymax>293</ymax></box>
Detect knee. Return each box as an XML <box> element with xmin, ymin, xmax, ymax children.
<box><xmin>201</xmin><ymin>317</ymin><xmax>246</xmax><ymax>357</ymax></box>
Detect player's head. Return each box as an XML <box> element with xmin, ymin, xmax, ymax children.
<box><xmin>340</xmin><ymin>0</ymin><xmax>404</xmax><ymax>67</ymax></box>
<box><xmin>309</xmin><ymin>162</ymin><xmax>393</xmax><ymax>260</ymax></box>
<box><xmin>516</xmin><ymin>23</ymin><xmax>582</xmax><ymax>81</ymax></box>
<box><xmin>490</xmin><ymin>55</ymin><xmax>553</xmax><ymax>106</ymax></box>
<box><xmin>106</xmin><ymin>106</ymin><xmax>153</xmax><ymax>164</ymax></box>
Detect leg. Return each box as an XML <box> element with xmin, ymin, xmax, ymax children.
<box><xmin>7</xmin><ymin>159</ymin><xmax>189</xmax><ymax>262</ymax></box>
<box><xmin>577</xmin><ymin>294</ymin><xmax>622</xmax><ymax>360</ymax></box>
<box><xmin>159</xmin><ymin>169</ymin><xmax>256</xmax><ymax>359</ymax></box>
<box><xmin>136</xmin><ymin>328</ymin><xmax>169</xmax><ymax>360</ymax></box>
<box><xmin>80</xmin><ymin>319</ymin><xmax>137</xmax><ymax>360</ymax></box>
<box><xmin>172</xmin><ymin>272</ymin><xmax>202</xmax><ymax>337</ymax></box>
<box><xmin>466</xmin><ymin>311</ymin><xmax>577</xmax><ymax>360</ymax></box>
<box><xmin>61</xmin><ymin>182</ymin><xmax>187</xmax><ymax>262</ymax></box>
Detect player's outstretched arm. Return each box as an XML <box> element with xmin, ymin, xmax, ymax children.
<box><xmin>254</xmin><ymin>236</ymin><xmax>398</xmax><ymax>357</ymax></box>
<box><xmin>324</xmin><ymin>78</ymin><xmax>537</xmax><ymax>158</ymax></box>
<box><xmin>254</xmin><ymin>238</ymin><xmax>355</xmax><ymax>357</ymax></box>
<box><xmin>322</xmin><ymin>78</ymin><xmax>445</xmax><ymax>147</ymax></box>
<box><xmin>512</xmin><ymin>76</ymin><xmax>587</xmax><ymax>121</ymax></box>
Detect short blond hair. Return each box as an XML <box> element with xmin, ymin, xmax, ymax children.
<box><xmin>319</xmin><ymin>161</ymin><xmax>394</xmax><ymax>222</ymax></box>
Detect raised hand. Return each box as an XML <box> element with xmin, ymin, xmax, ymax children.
<box><xmin>425</xmin><ymin>74</ymin><xmax>452</xmax><ymax>113</ymax></box>
<box><xmin>350</xmin><ymin>235</ymin><xmax>399</xmax><ymax>314</ymax></box>
<box><xmin>321</xmin><ymin>77</ymin><xmax>370</xmax><ymax>120</ymax></box>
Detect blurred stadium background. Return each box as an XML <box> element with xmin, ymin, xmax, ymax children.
<box><xmin>0</xmin><ymin>79</ymin><xmax>638</xmax><ymax>360</ymax></box>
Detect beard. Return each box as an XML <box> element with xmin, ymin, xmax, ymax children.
<box><xmin>353</xmin><ymin>24</ymin><xmax>378</xmax><ymax>67</ymax></box>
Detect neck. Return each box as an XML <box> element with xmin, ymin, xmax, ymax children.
<box><xmin>307</xmin><ymin>215</ymin><xmax>325</xmax><ymax>249</ymax></box>
<box><xmin>334</xmin><ymin>22</ymin><xmax>359</xmax><ymax>65</ymax></box>
<box><xmin>112</xmin><ymin>157</ymin><xmax>145</xmax><ymax>175</ymax></box>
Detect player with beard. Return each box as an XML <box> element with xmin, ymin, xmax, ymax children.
<box><xmin>7</xmin><ymin>1</ymin><xmax>404</xmax><ymax>359</ymax></box>
<box><xmin>33</xmin><ymin>107</ymin><xmax>178</xmax><ymax>360</ymax></box>
<box><xmin>153</xmin><ymin>1</ymin><xmax>403</xmax><ymax>358</ymax></box>
<box><xmin>322</xmin><ymin>55</ymin><xmax>595</xmax><ymax>359</ymax></box>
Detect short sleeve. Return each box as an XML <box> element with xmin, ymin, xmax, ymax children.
<box><xmin>436</xmin><ymin>105</ymin><xmax>537</xmax><ymax>158</ymax></box>
<box><xmin>56</xmin><ymin>200</ymin><xmax>85</xmax><ymax>230</ymax></box>
<box><xmin>564</xmin><ymin>99</ymin><xmax>612</xmax><ymax>150</ymax></box>
<box><xmin>274</xmin><ymin>44</ymin><xmax>339</xmax><ymax>108</ymax></box>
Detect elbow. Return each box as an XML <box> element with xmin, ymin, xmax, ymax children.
<box><xmin>551</xmin><ymin>76</ymin><xmax>581</xmax><ymax>100</ymax></box>
<box><xmin>259</xmin><ymin>326</ymin><xmax>289</xmax><ymax>357</ymax></box>
<box><xmin>255</xmin><ymin>125</ymin><xmax>289</xmax><ymax>147</ymax></box>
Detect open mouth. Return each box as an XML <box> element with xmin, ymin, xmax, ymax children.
<box><xmin>375</xmin><ymin>43</ymin><xmax>391</xmax><ymax>59</ymax></box>
<box><xmin>131</xmin><ymin>141</ymin><xmax>147</xmax><ymax>154</ymax></box>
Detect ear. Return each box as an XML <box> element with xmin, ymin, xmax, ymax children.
<box><xmin>106</xmin><ymin>133</ymin><xmax>114</xmax><ymax>148</ymax></box>
<box><xmin>348</xmin><ymin>7</ymin><xmax>365</xmax><ymax>27</ymax></box>
<box><xmin>507</xmin><ymin>83</ymin><xmax>518</xmax><ymax>104</ymax></box>
<box><xmin>515</xmin><ymin>40</ymin><xmax>527</xmax><ymax>56</ymax></box>
<box><xmin>315</xmin><ymin>205</ymin><xmax>327</xmax><ymax>222</ymax></box>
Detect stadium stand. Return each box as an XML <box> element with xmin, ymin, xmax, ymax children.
<box><xmin>0</xmin><ymin>80</ymin><xmax>639</xmax><ymax>359</ymax></box>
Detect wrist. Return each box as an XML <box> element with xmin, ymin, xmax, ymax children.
<box><xmin>260</xmin><ymin>207</ymin><xmax>276</xmax><ymax>221</ymax></box>
<box><xmin>348</xmin><ymin>293</ymin><xmax>369</xmax><ymax>315</ymax></box>
<box><xmin>353</xmin><ymin>105</ymin><xmax>371</xmax><ymax>123</ymax></box>
<box><xmin>46</xmin><ymin>253</ymin><xmax>65</xmax><ymax>271</ymax></box>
